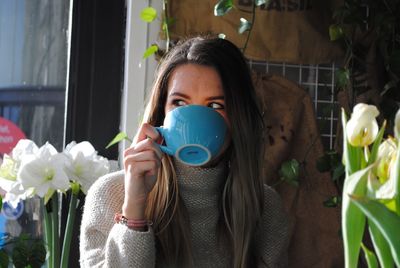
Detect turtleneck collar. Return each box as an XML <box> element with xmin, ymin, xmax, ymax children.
<box><xmin>173</xmin><ymin>159</ymin><xmax>228</xmax><ymax>210</ymax></box>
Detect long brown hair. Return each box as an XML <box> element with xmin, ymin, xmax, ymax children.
<box><xmin>142</xmin><ymin>36</ymin><xmax>264</xmax><ymax>267</ymax></box>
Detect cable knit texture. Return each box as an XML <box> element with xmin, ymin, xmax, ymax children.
<box><xmin>80</xmin><ymin>160</ymin><xmax>289</xmax><ymax>267</ymax></box>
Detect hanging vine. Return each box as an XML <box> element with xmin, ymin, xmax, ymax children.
<box><xmin>214</xmin><ymin>0</ymin><xmax>271</xmax><ymax>54</ymax></box>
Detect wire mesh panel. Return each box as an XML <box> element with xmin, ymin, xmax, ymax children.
<box><xmin>249</xmin><ymin>60</ymin><xmax>338</xmax><ymax>150</ymax></box>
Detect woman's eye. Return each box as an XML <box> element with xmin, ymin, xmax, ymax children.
<box><xmin>208</xmin><ymin>102</ymin><xmax>224</xmax><ymax>110</ymax></box>
<box><xmin>172</xmin><ymin>99</ymin><xmax>187</xmax><ymax>106</ymax></box>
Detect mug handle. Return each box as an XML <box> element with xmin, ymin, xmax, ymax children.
<box><xmin>155</xmin><ymin>127</ymin><xmax>174</xmax><ymax>156</ymax></box>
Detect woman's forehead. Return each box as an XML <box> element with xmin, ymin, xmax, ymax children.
<box><xmin>167</xmin><ymin>64</ymin><xmax>224</xmax><ymax>97</ymax></box>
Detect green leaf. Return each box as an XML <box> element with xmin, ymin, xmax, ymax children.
<box><xmin>332</xmin><ymin>164</ymin><xmax>345</xmax><ymax>182</ymax></box>
<box><xmin>12</xmin><ymin>240</ymin><xmax>29</xmax><ymax>268</ymax></box>
<box><xmin>336</xmin><ymin>68</ymin><xmax>350</xmax><ymax>89</ymax></box>
<box><xmin>19</xmin><ymin>233</ymin><xmax>30</xmax><ymax>241</ymax></box>
<box><xmin>165</xmin><ymin>17</ymin><xmax>176</xmax><ymax>27</ymax></box>
<box><xmin>238</xmin><ymin>18</ymin><xmax>252</xmax><ymax>34</ymax></box>
<box><xmin>341</xmin><ymin>108</ymin><xmax>362</xmax><ymax>175</ymax></box>
<box><xmin>143</xmin><ymin>45</ymin><xmax>159</xmax><ymax>59</ymax></box>
<box><xmin>106</xmin><ymin>132</ymin><xmax>130</xmax><ymax>149</ymax></box>
<box><xmin>29</xmin><ymin>240</ymin><xmax>46</xmax><ymax>268</ymax></box>
<box><xmin>367</xmin><ymin>120</ymin><xmax>386</xmax><ymax>166</ymax></box>
<box><xmin>329</xmin><ymin>24</ymin><xmax>344</xmax><ymax>41</ymax></box>
<box><xmin>70</xmin><ymin>181</ymin><xmax>80</xmax><ymax>195</ymax></box>
<box><xmin>361</xmin><ymin>243</ymin><xmax>378</xmax><ymax>268</ymax></box>
<box><xmin>279</xmin><ymin>159</ymin><xmax>300</xmax><ymax>187</ymax></box>
<box><xmin>214</xmin><ymin>0</ymin><xmax>233</xmax><ymax>16</ymax></box>
<box><xmin>323</xmin><ymin>196</ymin><xmax>341</xmax><ymax>208</ymax></box>
<box><xmin>317</xmin><ymin>151</ymin><xmax>344</xmax><ymax>180</ymax></box>
<box><xmin>380</xmin><ymin>198</ymin><xmax>397</xmax><ymax>213</ymax></box>
<box><xmin>381</xmin><ymin>80</ymin><xmax>397</xmax><ymax>96</ymax></box>
<box><xmin>316</xmin><ymin>154</ymin><xmax>331</xmax><ymax>172</ymax></box>
<box><xmin>351</xmin><ymin>196</ymin><xmax>400</xmax><ymax>266</ymax></box>
<box><xmin>368</xmin><ymin>220</ymin><xmax>394</xmax><ymax>268</ymax></box>
<box><xmin>342</xmin><ymin>165</ymin><xmax>372</xmax><ymax>268</ymax></box>
<box><xmin>392</xmin><ymin>140</ymin><xmax>400</xmax><ymax>215</ymax></box>
<box><xmin>0</xmin><ymin>249</ymin><xmax>9</xmax><ymax>268</ymax></box>
<box><xmin>328</xmin><ymin>151</ymin><xmax>342</xmax><ymax>168</ymax></box>
<box><xmin>140</xmin><ymin>7</ymin><xmax>157</xmax><ymax>22</ymax></box>
<box><xmin>162</xmin><ymin>22</ymin><xmax>168</xmax><ymax>32</ymax></box>
<box><xmin>44</xmin><ymin>189</ymin><xmax>55</xmax><ymax>205</ymax></box>
<box><xmin>11</xmin><ymin>237</ymin><xmax>46</xmax><ymax>268</ymax></box>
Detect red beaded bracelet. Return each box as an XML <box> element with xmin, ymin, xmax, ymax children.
<box><xmin>114</xmin><ymin>213</ymin><xmax>152</xmax><ymax>230</ymax></box>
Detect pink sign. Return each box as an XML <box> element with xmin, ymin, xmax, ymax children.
<box><xmin>0</xmin><ymin>117</ymin><xmax>26</xmax><ymax>155</ymax></box>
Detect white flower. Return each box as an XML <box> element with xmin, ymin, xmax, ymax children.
<box><xmin>367</xmin><ymin>138</ymin><xmax>397</xmax><ymax>200</ymax></box>
<box><xmin>0</xmin><ymin>139</ymin><xmax>39</xmax><ymax>181</ymax></box>
<box><xmin>375</xmin><ymin>138</ymin><xmax>397</xmax><ymax>183</ymax></box>
<box><xmin>3</xmin><ymin>182</ymin><xmax>33</xmax><ymax>208</ymax></box>
<box><xmin>1</xmin><ymin>177</ymin><xmax>20</xmax><ymax>207</ymax></box>
<box><xmin>0</xmin><ymin>154</ymin><xmax>18</xmax><ymax>181</ymax></box>
<box><xmin>63</xmin><ymin>141</ymin><xmax>109</xmax><ymax>194</ymax></box>
<box><xmin>395</xmin><ymin>108</ymin><xmax>400</xmax><ymax>140</ymax></box>
<box><xmin>1</xmin><ymin>140</ymin><xmax>39</xmax><ymax>206</ymax></box>
<box><xmin>18</xmin><ymin>142</ymin><xmax>70</xmax><ymax>197</ymax></box>
<box><xmin>11</xmin><ymin>139</ymin><xmax>39</xmax><ymax>161</ymax></box>
<box><xmin>346</xmin><ymin>103</ymin><xmax>379</xmax><ymax>147</ymax></box>
<box><xmin>367</xmin><ymin>170</ymin><xmax>396</xmax><ymax>200</ymax></box>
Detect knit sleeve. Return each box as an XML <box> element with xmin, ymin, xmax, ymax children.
<box><xmin>256</xmin><ymin>185</ymin><xmax>290</xmax><ymax>267</ymax></box>
<box><xmin>79</xmin><ymin>171</ymin><xmax>156</xmax><ymax>268</ymax></box>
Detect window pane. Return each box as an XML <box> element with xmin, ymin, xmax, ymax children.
<box><xmin>0</xmin><ymin>0</ymin><xmax>71</xmax><ymax>262</ymax></box>
<box><xmin>0</xmin><ymin>0</ymin><xmax>71</xmax><ymax>151</ymax></box>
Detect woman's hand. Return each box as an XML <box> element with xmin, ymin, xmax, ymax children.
<box><xmin>122</xmin><ymin>123</ymin><xmax>162</xmax><ymax>220</ymax></box>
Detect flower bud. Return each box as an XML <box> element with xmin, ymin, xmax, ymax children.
<box><xmin>395</xmin><ymin>108</ymin><xmax>400</xmax><ymax>140</ymax></box>
<box><xmin>346</xmin><ymin>103</ymin><xmax>379</xmax><ymax>147</ymax></box>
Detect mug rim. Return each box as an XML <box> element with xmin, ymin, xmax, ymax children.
<box><xmin>167</xmin><ymin>104</ymin><xmax>225</xmax><ymax>120</ymax></box>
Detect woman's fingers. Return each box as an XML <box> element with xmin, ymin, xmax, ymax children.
<box><xmin>124</xmin><ymin>138</ymin><xmax>163</xmax><ymax>160</ymax></box>
<box><xmin>123</xmin><ymin>146</ymin><xmax>161</xmax><ymax>188</ymax></box>
<box><xmin>122</xmin><ymin>123</ymin><xmax>163</xmax><ymax>218</ymax></box>
<box><xmin>124</xmin><ymin>150</ymin><xmax>160</xmax><ymax>169</ymax></box>
<box><xmin>135</xmin><ymin>123</ymin><xmax>161</xmax><ymax>144</ymax></box>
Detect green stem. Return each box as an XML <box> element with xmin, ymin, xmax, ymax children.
<box><xmin>242</xmin><ymin>2</ymin><xmax>256</xmax><ymax>54</ymax></box>
<box><xmin>395</xmin><ymin>141</ymin><xmax>400</xmax><ymax>216</ymax></box>
<box><xmin>60</xmin><ymin>191</ymin><xmax>78</xmax><ymax>268</ymax></box>
<box><xmin>43</xmin><ymin>201</ymin><xmax>53</xmax><ymax>268</ymax></box>
<box><xmin>162</xmin><ymin>0</ymin><xmax>170</xmax><ymax>53</ymax></box>
<box><xmin>51</xmin><ymin>193</ymin><xmax>60</xmax><ymax>268</ymax></box>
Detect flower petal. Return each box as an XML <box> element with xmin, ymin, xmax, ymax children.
<box><xmin>346</xmin><ymin>103</ymin><xmax>380</xmax><ymax>147</ymax></box>
<box><xmin>395</xmin><ymin>109</ymin><xmax>400</xmax><ymax>140</ymax></box>
<box><xmin>65</xmin><ymin>141</ymin><xmax>95</xmax><ymax>158</ymax></box>
<box><xmin>0</xmin><ymin>154</ymin><xmax>18</xmax><ymax>180</ymax></box>
<box><xmin>11</xmin><ymin>139</ymin><xmax>39</xmax><ymax>161</ymax></box>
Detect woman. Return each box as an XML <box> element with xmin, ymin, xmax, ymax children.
<box><xmin>80</xmin><ymin>37</ymin><xmax>289</xmax><ymax>267</ymax></box>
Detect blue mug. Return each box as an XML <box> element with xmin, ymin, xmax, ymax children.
<box><xmin>156</xmin><ymin>105</ymin><xmax>227</xmax><ymax>166</ymax></box>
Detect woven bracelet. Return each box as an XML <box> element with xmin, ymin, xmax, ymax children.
<box><xmin>114</xmin><ymin>213</ymin><xmax>153</xmax><ymax>229</ymax></box>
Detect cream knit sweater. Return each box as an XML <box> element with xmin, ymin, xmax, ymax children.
<box><xmin>80</xmin><ymin>161</ymin><xmax>289</xmax><ymax>267</ymax></box>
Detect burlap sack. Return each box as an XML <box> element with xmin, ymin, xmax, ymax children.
<box><xmin>253</xmin><ymin>73</ymin><xmax>343</xmax><ymax>267</ymax></box>
<box><xmin>169</xmin><ymin>0</ymin><xmax>343</xmax><ymax>64</ymax></box>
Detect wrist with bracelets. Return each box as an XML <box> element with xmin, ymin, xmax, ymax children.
<box><xmin>114</xmin><ymin>213</ymin><xmax>152</xmax><ymax>231</ymax></box>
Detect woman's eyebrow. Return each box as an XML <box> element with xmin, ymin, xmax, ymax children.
<box><xmin>206</xmin><ymin>96</ymin><xmax>225</xmax><ymax>101</ymax></box>
<box><xmin>168</xmin><ymin>92</ymin><xmax>190</xmax><ymax>98</ymax></box>
<box><xmin>168</xmin><ymin>91</ymin><xmax>224</xmax><ymax>101</ymax></box>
